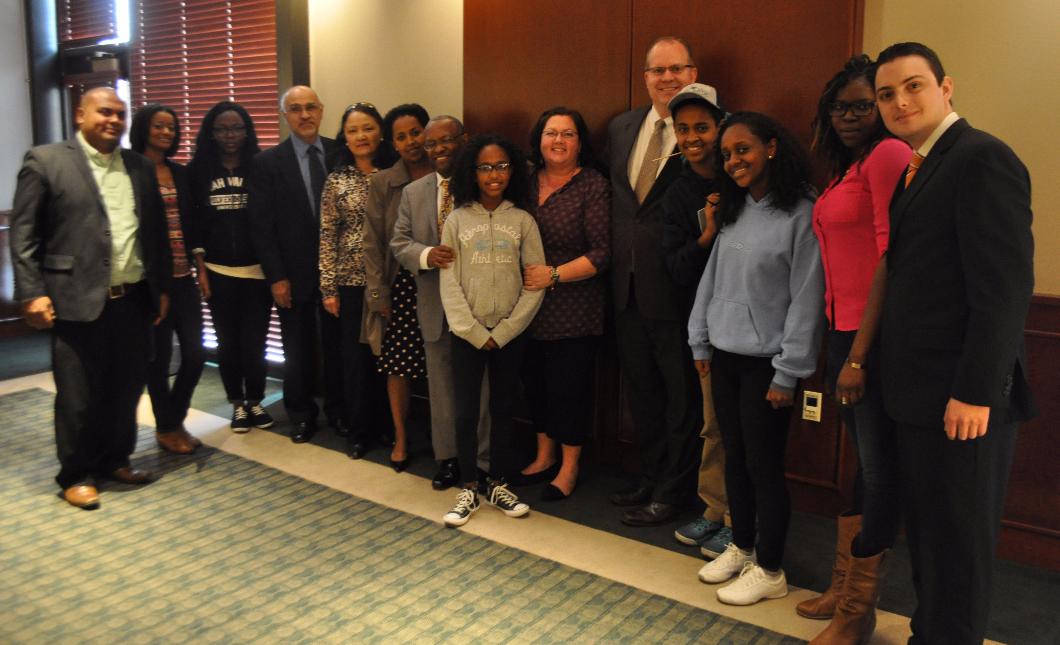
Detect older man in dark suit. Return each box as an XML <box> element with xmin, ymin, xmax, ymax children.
<box><xmin>10</xmin><ymin>87</ymin><xmax>170</xmax><ymax>509</ymax></box>
<box><xmin>874</xmin><ymin>42</ymin><xmax>1035</xmax><ymax>644</ymax></box>
<box><xmin>607</xmin><ymin>36</ymin><xmax>704</xmax><ymax>526</ymax></box>
<box><xmin>249</xmin><ymin>85</ymin><xmax>346</xmax><ymax>446</ymax></box>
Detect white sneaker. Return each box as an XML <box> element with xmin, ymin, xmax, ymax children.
<box><xmin>716</xmin><ymin>562</ymin><xmax>788</xmax><ymax>605</ymax></box>
<box><xmin>698</xmin><ymin>543</ymin><xmax>755</xmax><ymax>583</ymax></box>
<box><xmin>443</xmin><ymin>487</ymin><xmax>480</xmax><ymax>527</ymax></box>
<box><xmin>483</xmin><ymin>480</ymin><xmax>530</xmax><ymax>518</ymax></box>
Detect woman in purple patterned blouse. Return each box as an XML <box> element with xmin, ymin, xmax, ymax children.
<box><xmin>521</xmin><ymin>107</ymin><xmax>611</xmax><ymax>501</ymax></box>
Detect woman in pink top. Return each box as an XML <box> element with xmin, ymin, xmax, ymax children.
<box><xmin>801</xmin><ymin>55</ymin><xmax>911</xmax><ymax>643</ymax></box>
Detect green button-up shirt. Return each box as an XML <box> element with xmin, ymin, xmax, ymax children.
<box><xmin>77</xmin><ymin>131</ymin><xmax>144</xmax><ymax>286</ymax></box>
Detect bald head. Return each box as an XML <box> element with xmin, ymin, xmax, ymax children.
<box><xmin>77</xmin><ymin>87</ymin><xmax>127</xmax><ymax>153</ymax></box>
<box><xmin>281</xmin><ymin>85</ymin><xmax>324</xmax><ymax>143</ymax></box>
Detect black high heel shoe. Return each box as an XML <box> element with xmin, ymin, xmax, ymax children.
<box><xmin>390</xmin><ymin>455</ymin><xmax>409</xmax><ymax>473</ymax></box>
<box><xmin>541</xmin><ymin>482</ymin><xmax>575</xmax><ymax>502</ymax></box>
<box><xmin>512</xmin><ymin>462</ymin><xmax>560</xmax><ymax>486</ymax></box>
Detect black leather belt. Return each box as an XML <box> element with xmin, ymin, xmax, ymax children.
<box><xmin>107</xmin><ymin>281</ymin><xmax>145</xmax><ymax>299</ymax></box>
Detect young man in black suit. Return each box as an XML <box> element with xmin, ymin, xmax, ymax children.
<box><xmin>874</xmin><ymin>42</ymin><xmax>1035</xmax><ymax>644</ymax></box>
<box><xmin>10</xmin><ymin>87</ymin><xmax>171</xmax><ymax>509</ymax></box>
<box><xmin>606</xmin><ymin>37</ymin><xmax>704</xmax><ymax>526</ymax></box>
<box><xmin>249</xmin><ymin>85</ymin><xmax>346</xmax><ymax>446</ymax></box>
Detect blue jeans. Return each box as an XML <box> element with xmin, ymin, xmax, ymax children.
<box><xmin>827</xmin><ymin>329</ymin><xmax>900</xmax><ymax>555</ymax></box>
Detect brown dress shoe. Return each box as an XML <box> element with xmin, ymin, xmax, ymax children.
<box><xmin>156</xmin><ymin>428</ymin><xmax>197</xmax><ymax>454</ymax></box>
<box><xmin>63</xmin><ymin>484</ymin><xmax>100</xmax><ymax>509</ymax></box>
<box><xmin>108</xmin><ymin>467</ymin><xmax>154</xmax><ymax>485</ymax></box>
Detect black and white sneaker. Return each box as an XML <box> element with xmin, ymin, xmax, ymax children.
<box><xmin>443</xmin><ymin>487</ymin><xmax>480</xmax><ymax>527</ymax></box>
<box><xmin>247</xmin><ymin>403</ymin><xmax>274</xmax><ymax>429</ymax></box>
<box><xmin>231</xmin><ymin>404</ymin><xmax>251</xmax><ymax>433</ymax></box>
<box><xmin>482</xmin><ymin>479</ymin><xmax>530</xmax><ymax>518</ymax></box>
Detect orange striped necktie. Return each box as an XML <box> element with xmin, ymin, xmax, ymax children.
<box><xmin>905</xmin><ymin>152</ymin><xmax>925</xmax><ymax>188</ymax></box>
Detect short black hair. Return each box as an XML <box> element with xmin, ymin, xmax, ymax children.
<box><xmin>189</xmin><ymin>101</ymin><xmax>260</xmax><ymax>173</ymax></box>
<box><xmin>130</xmin><ymin>103</ymin><xmax>180</xmax><ymax>158</ymax></box>
<box><xmin>450</xmin><ymin>133</ymin><xmax>530</xmax><ymax>211</ymax></box>
<box><xmin>714</xmin><ymin>112</ymin><xmax>813</xmax><ymax>227</ymax></box>
<box><xmin>810</xmin><ymin>54</ymin><xmax>889</xmax><ymax>181</ymax></box>
<box><xmin>382</xmin><ymin>103</ymin><xmax>430</xmax><ymax>142</ymax></box>
<box><xmin>875</xmin><ymin>41</ymin><xmax>946</xmax><ymax>84</ymax></box>
<box><xmin>527</xmin><ymin>106</ymin><xmax>596</xmax><ymax>169</ymax></box>
<box><xmin>334</xmin><ymin>103</ymin><xmax>398</xmax><ymax>170</ymax></box>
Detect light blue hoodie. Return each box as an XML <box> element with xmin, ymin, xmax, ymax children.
<box><xmin>688</xmin><ymin>193</ymin><xmax>825</xmax><ymax>392</ymax></box>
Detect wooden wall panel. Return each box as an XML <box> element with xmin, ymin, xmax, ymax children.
<box><xmin>463</xmin><ymin>0</ymin><xmax>632</xmax><ymax>151</ymax></box>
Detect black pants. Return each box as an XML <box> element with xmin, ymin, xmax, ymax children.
<box><xmin>207</xmin><ymin>271</ymin><xmax>272</xmax><ymax>404</ymax></box>
<box><xmin>276</xmin><ymin>296</ymin><xmax>344</xmax><ymax>425</ymax></box>
<box><xmin>52</xmin><ymin>284</ymin><xmax>152</xmax><ymax>488</ymax></box>
<box><xmin>826</xmin><ymin>330</ymin><xmax>900</xmax><ymax>555</ymax></box>
<box><xmin>615</xmin><ymin>296</ymin><xmax>702</xmax><ymax>504</ymax></box>
<box><xmin>522</xmin><ymin>336</ymin><xmax>598</xmax><ymax>446</ymax></box>
<box><xmin>897</xmin><ymin>417</ymin><xmax>1017</xmax><ymax>645</ymax></box>
<box><xmin>452</xmin><ymin>334</ymin><xmax>525</xmax><ymax>485</ymax></box>
<box><xmin>337</xmin><ymin>285</ymin><xmax>384</xmax><ymax>440</ymax></box>
<box><xmin>146</xmin><ymin>275</ymin><xmax>206</xmax><ymax>431</ymax></box>
<box><xmin>710</xmin><ymin>349</ymin><xmax>793</xmax><ymax>571</ymax></box>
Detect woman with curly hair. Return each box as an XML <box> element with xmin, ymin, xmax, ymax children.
<box><xmin>798</xmin><ymin>55</ymin><xmax>910</xmax><ymax>644</ymax></box>
<box><xmin>690</xmin><ymin>112</ymin><xmax>824</xmax><ymax>606</ymax></box>
<box><xmin>438</xmin><ymin>134</ymin><xmax>545</xmax><ymax>527</ymax></box>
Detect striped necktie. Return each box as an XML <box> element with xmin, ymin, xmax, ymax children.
<box><xmin>904</xmin><ymin>151</ymin><xmax>924</xmax><ymax>188</ymax></box>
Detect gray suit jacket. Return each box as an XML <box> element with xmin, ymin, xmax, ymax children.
<box><xmin>389</xmin><ymin>172</ymin><xmax>445</xmax><ymax>342</ymax></box>
<box><xmin>9</xmin><ymin>138</ymin><xmax>169</xmax><ymax>322</ymax></box>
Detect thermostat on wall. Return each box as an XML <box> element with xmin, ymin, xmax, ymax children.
<box><xmin>802</xmin><ymin>390</ymin><xmax>822</xmax><ymax>422</ymax></box>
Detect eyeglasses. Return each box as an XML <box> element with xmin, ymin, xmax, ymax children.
<box><xmin>475</xmin><ymin>162</ymin><xmax>512</xmax><ymax>173</ymax></box>
<box><xmin>285</xmin><ymin>103</ymin><xmax>321</xmax><ymax>115</ymax></box>
<box><xmin>645</xmin><ymin>64</ymin><xmax>696</xmax><ymax>76</ymax></box>
<box><xmin>828</xmin><ymin>100</ymin><xmax>876</xmax><ymax>117</ymax></box>
<box><xmin>424</xmin><ymin>135</ymin><xmax>461</xmax><ymax>151</ymax></box>
<box><xmin>542</xmin><ymin>129</ymin><xmax>578</xmax><ymax>140</ymax></box>
<box><xmin>213</xmin><ymin>125</ymin><xmax>247</xmax><ymax>136</ymax></box>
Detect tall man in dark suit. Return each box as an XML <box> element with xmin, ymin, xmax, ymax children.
<box><xmin>250</xmin><ymin>85</ymin><xmax>345</xmax><ymax>444</ymax></box>
<box><xmin>10</xmin><ymin>87</ymin><xmax>171</xmax><ymax>509</ymax></box>
<box><xmin>607</xmin><ymin>37</ymin><xmax>704</xmax><ymax>526</ymax></box>
<box><xmin>874</xmin><ymin>42</ymin><xmax>1035</xmax><ymax>644</ymax></box>
<box><xmin>390</xmin><ymin>116</ymin><xmax>491</xmax><ymax>490</ymax></box>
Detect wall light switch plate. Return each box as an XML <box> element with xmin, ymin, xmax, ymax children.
<box><xmin>802</xmin><ymin>390</ymin><xmax>822</xmax><ymax>422</ymax></box>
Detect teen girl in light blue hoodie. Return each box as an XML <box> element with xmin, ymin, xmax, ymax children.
<box><xmin>689</xmin><ymin>112</ymin><xmax>825</xmax><ymax>606</ymax></box>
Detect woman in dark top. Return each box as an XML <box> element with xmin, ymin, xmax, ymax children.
<box><xmin>131</xmin><ymin>104</ymin><xmax>205</xmax><ymax>455</ymax></box>
<box><xmin>521</xmin><ymin>107</ymin><xmax>610</xmax><ymax>501</ymax></box>
<box><xmin>187</xmin><ymin>101</ymin><xmax>271</xmax><ymax>433</ymax></box>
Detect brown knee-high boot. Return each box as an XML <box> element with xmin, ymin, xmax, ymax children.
<box><xmin>809</xmin><ymin>548</ymin><xmax>886</xmax><ymax>645</ymax></box>
<box><xmin>796</xmin><ymin>513</ymin><xmax>861</xmax><ymax>619</ymax></box>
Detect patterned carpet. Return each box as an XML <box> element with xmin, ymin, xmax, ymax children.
<box><xmin>0</xmin><ymin>388</ymin><xmax>802</xmax><ymax>644</ymax></box>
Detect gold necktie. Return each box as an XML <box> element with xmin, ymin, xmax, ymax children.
<box><xmin>634</xmin><ymin>119</ymin><xmax>666</xmax><ymax>204</ymax></box>
<box><xmin>438</xmin><ymin>178</ymin><xmax>452</xmax><ymax>238</ymax></box>
<box><xmin>905</xmin><ymin>152</ymin><xmax>924</xmax><ymax>188</ymax></box>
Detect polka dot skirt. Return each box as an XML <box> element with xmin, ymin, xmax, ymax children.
<box><xmin>378</xmin><ymin>268</ymin><xmax>427</xmax><ymax>379</ymax></box>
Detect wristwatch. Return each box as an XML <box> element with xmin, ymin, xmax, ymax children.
<box><xmin>549</xmin><ymin>265</ymin><xmax>560</xmax><ymax>289</ymax></box>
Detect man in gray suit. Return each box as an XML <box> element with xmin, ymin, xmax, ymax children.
<box><xmin>390</xmin><ymin>115</ymin><xmax>489</xmax><ymax>490</ymax></box>
<box><xmin>10</xmin><ymin>87</ymin><xmax>170</xmax><ymax>509</ymax></box>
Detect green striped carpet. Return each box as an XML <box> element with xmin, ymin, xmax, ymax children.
<box><xmin>1</xmin><ymin>387</ymin><xmax>802</xmax><ymax>644</ymax></box>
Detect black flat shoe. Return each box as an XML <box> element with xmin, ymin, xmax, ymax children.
<box><xmin>291</xmin><ymin>421</ymin><xmax>317</xmax><ymax>444</ymax></box>
<box><xmin>390</xmin><ymin>455</ymin><xmax>409</xmax><ymax>473</ymax></box>
<box><xmin>541</xmin><ymin>483</ymin><xmax>574</xmax><ymax>502</ymax></box>
<box><xmin>513</xmin><ymin>463</ymin><xmax>559</xmax><ymax>486</ymax></box>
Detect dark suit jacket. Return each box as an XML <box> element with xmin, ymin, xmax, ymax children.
<box><xmin>881</xmin><ymin>118</ymin><xmax>1036</xmax><ymax>426</ymax></box>
<box><xmin>607</xmin><ymin>106</ymin><xmax>686</xmax><ymax>321</ymax></box>
<box><xmin>248</xmin><ymin>136</ymin><xmax>339</xmax><ymax>304</ymax></box>
<box><xmin>9</xmin><ymin>138</ymin><xmax>170</xmax><ymax>322</ymax></box>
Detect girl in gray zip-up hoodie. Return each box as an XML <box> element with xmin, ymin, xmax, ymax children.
<box><xmin>437</xmin><ymin>134</ymin><xmax>544</xmax><ymax>528</ymax></box>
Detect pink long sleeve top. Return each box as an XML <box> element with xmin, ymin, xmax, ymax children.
<box><xmin>813</xmin><ymin>137</ymin><xmax>911</xmax><ymax>330</ymax></box>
